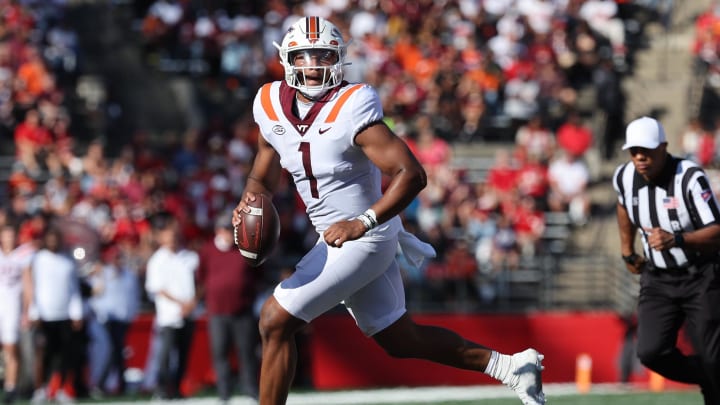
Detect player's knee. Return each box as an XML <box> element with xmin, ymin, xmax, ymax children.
<box><xmin>258</xmin><ymin>297</ymin><xmax>303</xmax><ymax>342</ymax></box>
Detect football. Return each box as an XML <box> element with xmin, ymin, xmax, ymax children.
<box><xmin>233</xmin><ymin>194</ymin><xmax>281</xmax><ymax>267</ymax></box>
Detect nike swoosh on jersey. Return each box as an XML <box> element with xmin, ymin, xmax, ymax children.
<box><xmin>319</xmin><ymin>127</ymin><xmax>331</xmax><ymax>134</ymax></box>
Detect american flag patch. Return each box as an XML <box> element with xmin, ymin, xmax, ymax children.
<box><xmin>663</xmin><ymin>197</ymin><xmax>678</xmax><ymax>209</ymax></box>
<box><xmin>701</xmin><ymin>189</ymin><xmax>713</xmax><ymax>202</ymax></box>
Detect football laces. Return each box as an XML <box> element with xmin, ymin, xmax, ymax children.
<box><xmin>233</xmin><ymin>225</ymin><xmax>240</xmax><ymax>249</ymax></box>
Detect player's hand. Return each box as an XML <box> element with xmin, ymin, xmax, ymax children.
<box><xmin>232</xmin><ymin>192</ymin><xmax>259</xmax><ymax>227</ymax></box>
<box><xmin>324</xmin><ymin>219</ymin><xmax>368</xmax><ymax>248</ymax></box>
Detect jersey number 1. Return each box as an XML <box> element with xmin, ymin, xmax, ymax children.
<box><xmin>299</xmin><ymin>142</ymin><xmax>319</xmax><ymax>198</ymax></box>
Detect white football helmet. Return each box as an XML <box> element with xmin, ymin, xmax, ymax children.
<box><xmin>274</xmin><ymin>16</ymin><xmax>349</xmax><ymax>98</ymax></box>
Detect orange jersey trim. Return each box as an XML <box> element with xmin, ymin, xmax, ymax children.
<box><xmin>260</xmin><ymin>84</ymin><xmax>279</xmax><ymax>121</ymax></box>
<box><xmin>325</xmin><ymin>84</ymin><xmax>363</xmax><ymax>123</ymax></box>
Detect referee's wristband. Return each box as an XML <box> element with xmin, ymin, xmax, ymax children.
<box><xmin>356</xmin><ymin>209</ymin><xmax>378</xmax><ymax>231</ymax></box>
<box><xmin>622</xmin><ymin>253</ymin><xmax>640</xmax><ymax>265</ymax></box>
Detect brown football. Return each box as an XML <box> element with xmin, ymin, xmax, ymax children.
<box><xmin>234</xmin><ymin>194</ymin><xmax>280</xmax><ymax>267</ymax></box>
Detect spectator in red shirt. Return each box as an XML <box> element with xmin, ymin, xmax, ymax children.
<box><xmin>13</xmin><ymin>108</ymin><xmax>51</xmax><ymax>174</ymax></box>
<box><xmin>513</xmin><ymin>195</ymin><xmax>546</xmax><ymax>258</ymax></box>
<box><xmin>196</xmin><ymin>213</ymin><xmax>260</xmax><ymax>402</ymax></box>
<box><xmin>516</xmin><ymin>152</ymin><xmax>550</xmax><ymax>209</ymax></box>
<box><xmin>556</xmin><ymin>110</ymin><xmax>593</xmax><ymax>158</ymax></box>
<box><xmin>486</xmin><ymin>148</ymin><xmax>518</xmax><ymax>199</ymax></box>
<box><xmin>697</xmin><ymin>129</ymin><xmax>716</xmax><ymax>167</ymax></box>
<box><xmin>693</xmin><ymin>3</ymin><xmax>720</xmax><ymax>65</ymax></box>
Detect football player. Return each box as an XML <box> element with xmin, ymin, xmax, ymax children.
<box><xmin>0</xmin><ymin>224</ymin><xmax>35</xmax><ymax>404</ymax></box>
<box><xmin>233</xmin><ymin>16</ymin><xmax>546</xmax><ymax>405</ymax></box>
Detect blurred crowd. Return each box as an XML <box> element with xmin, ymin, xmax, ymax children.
<box><xmin>681</xmin><ymin>1</ymin><xmax>720</xmax><ymax>200</ymax></box>
<box><xmin>129</xmin><ymin>0</ymin><xmax>670</xmax><ymax>306</ymax></box>
<box><xmin>0</xmin><ymin>0</ymin><xmax>680</xmax><ymax>402</ymax></box>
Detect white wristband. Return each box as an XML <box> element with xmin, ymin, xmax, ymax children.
<box><xmin>356</xmin><ymin>209</ymin><xmax>378</xmax><ymax>231</ymax></box>
<box><xmin>364</xmin><ymin>209</ymin><xmax>377</xmax><ymax>226</ymax></box>
<box><xmin>356</xmin><ymin>214</ymin><xmax>372</xmax><ymax>230</ymax></box>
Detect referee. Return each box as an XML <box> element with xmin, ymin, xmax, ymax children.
<box><xmin>614</xmin><ymin>116</ymin><xmax>720</xmax><ymax>404</ymax></box>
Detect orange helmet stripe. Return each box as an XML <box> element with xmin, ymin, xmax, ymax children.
<box><xmin>307</xmin><ymin>16</ymin><xmax>319</xmax><ymax>41</ymax></box>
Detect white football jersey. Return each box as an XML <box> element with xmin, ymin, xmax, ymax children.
<box><xmin>253</xmin><ymin>81</ymin><xmax>400</xmax><ymax>237</ymax></box>
<box><xmin>0</xmin><ymin>243</ymin><xmax>34</xmax><ymax>293</ymax></box>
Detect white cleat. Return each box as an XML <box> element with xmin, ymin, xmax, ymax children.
<box><xmin>508</xmin><ymin>348</ymin><xmax>546</xmax><ymax>405</ymax></box>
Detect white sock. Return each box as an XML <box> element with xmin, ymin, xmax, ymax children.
<box><xmin>484</xmin><ymin>350</ymin><xmax>516</xmax><ymax>386</ymax></box>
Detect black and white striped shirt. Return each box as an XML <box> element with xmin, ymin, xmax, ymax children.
<box><xmin>613</xmin><ymin>155</ymin><xmax>720</xmax><ymax>269</ymax></box>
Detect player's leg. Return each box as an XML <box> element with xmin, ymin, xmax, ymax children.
<box><xmin>257</xmin><ymin>296</ymin><xmax>306</xmax><ymax>405</ymax></box>
<box><xmin>372</xmin><ymin>313</ymin><xmax>492</xmax><ymax>369</ymax></box>
<box><xmin>260</xmin><ymin>237</ymin><xmax>398</xmax><ymax>403</ymax></box>
<box><xmin>372</xmin><ymin>314</ymin><xmax>545</xmax><ymax>404</ymax></box>
<box><xmin>345</xmin><ymin>259</ymin><xmax>544</xmax><ymax>404</ymax></box>
<box><xmin>2</xmin><ymin>343</ymin><xmax>18</xmax><ymax>403</ymax></box>
<box><xmin>1</xmin><ymin>305</ymin><xmax>20</xmax><ymax>402</ymax></box>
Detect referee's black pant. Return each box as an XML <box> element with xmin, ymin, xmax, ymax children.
<box><xmin>636</xmin><ymin>262</ymin><xmax>720</xmax><ymax>404</ymax></box>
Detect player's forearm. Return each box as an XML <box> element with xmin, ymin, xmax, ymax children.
<box><xmin>246</xmin><ymin>140</ymin><xmax>282</xmax><ymax>195</ymax></box>
<box><xmin>372</xmin><ymin>165</ymin><xmax>427</xmax><ymax>224</ymax></box>
<box><xmin>244</xmin><ymin>175</ymin><xmax>274</xmax><ymax>196</ymax></box>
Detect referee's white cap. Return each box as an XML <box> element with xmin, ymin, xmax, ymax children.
<box><xmin>622</xmin><ymin>116</ymin><xmax>667</xmax><ymax>150</ymax></box>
